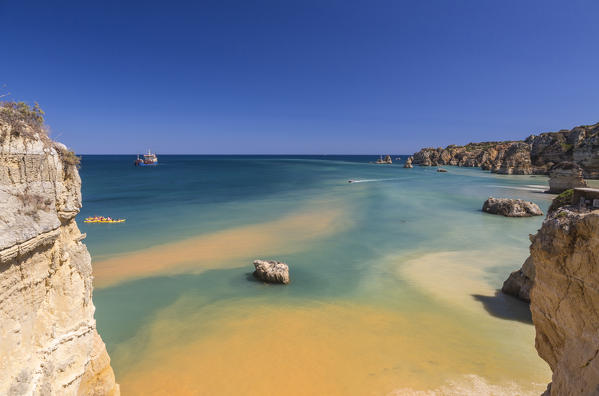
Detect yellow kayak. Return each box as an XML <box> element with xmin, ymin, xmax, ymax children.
<box><xmin>84</xmin><ymin>217</ymin><xmax>126</xmax><ymax>223</ymax></box>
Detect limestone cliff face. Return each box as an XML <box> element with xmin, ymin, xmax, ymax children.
<box><xmin>528</xmin><ymin>207</ymin><xmax>599</xmax><ymax>394</ymax></box>
<box><xmin>0</xmin><ymin>108</ymin><xmax>119</xmax><ymax>394</ymax></box>
<box><xmin>412</xmin><ymin>122</ymin><xmax>599</xmax><ymax>178</ymax></box>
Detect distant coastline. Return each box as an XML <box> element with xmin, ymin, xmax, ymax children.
<box><xmin>412</xmin><ymin>122</ymin><xmax>599</xmax><ymax>178</ymax></box>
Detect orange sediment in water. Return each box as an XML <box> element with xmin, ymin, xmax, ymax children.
<box><xmin>114</xmin><ymin>297</ymin><xmax>549</xmax><ymax>396</ymax></box>
<box><xmin>93</xmin><ymin>205</ymin><xmax>348</xmax><ymax>288</ymax></box>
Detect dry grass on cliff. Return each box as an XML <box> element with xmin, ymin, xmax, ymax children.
<box><xmin>0</xmin><ymin>101</ymin><xmax>81</xmax><ymax>167</ymax></box>
<box><xmin>0</xmin><ymin>101</ymin><xmax>48</xmax><ymax>139</ymax></box>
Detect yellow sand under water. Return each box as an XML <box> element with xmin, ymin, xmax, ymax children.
<box><xmin>114</xmin><ymin>299</ymin><xmax>548</xmax><ymax>395</ymax></box>
<box><xmin>111</xmin><ymin>249</ymin><xmax>550</xmax><ymax>395</ymax></box>
<box><xmin>93</xmin><ymin>205</ymin><xmax>348</xmax><ymax>288</ymax></box>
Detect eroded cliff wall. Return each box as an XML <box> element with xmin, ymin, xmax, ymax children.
<box><xmin>412</xmin><ymin>122</ymin><xmax>599</xmax><ymax>178</ymax></box>
<box><xmin>529</xmin><ymin>207</ymin><xmax>599</xmax><ymax>394</ymax></box>
<box><xmin>0</xmin><ymin>107</ymin><xmax>119</xmax><ymax>395</ymax></box>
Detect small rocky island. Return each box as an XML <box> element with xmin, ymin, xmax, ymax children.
<box><xmin>375</xmin><ymin>155</ymin><xmax>393</xmax><ymax>164</ymax></box>
<box><xmin>253</xmin><ymin>259</ymin><xmax>290</xmax><ymax>284</ymax></box>
<box><xmin>482</xmin><ymin>197</ymin><xmax>543</xmax><ymax>217</ymax></box>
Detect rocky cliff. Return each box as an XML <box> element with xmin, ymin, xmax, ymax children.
<box><xmin>412</xmin><ymin>122</ymin><xmax>599</xmax><ymax>178</ymax></box>
<box><xmin>529</xmin><ymin>205</ymin><xmax>599</xmax><ymax>394</ymax></box>
<box><xmin>502</xmin><ymin>188</ymin><xmax>599</xmax><ymax>394</ymax></box>
<box><xmin>0</xmin><ymin>102</ymin><xmax>119</xmax><ymax>395</ymax></box>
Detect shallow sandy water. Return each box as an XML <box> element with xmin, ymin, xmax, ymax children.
<box><xmin>84</xmin><ymin>157</ymin><xmax>553</xmax><ymax>394</ymax></box>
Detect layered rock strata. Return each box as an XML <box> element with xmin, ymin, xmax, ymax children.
<box><xmin>482</xmin><ymin>197</ymin><xmax>543</xmax><ymax>217</ymax></box>
<box><xmin>0</xmin><ymin>104</ymin><xmax>119</xmax><ymax>395</ymax></box>
<box><xmin>412</xmin><ymin>122</ymin><xmax>599</xmax><ymax>178</ymax></box>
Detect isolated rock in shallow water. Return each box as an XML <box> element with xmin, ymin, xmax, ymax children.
<box><xmin>404</xmin><ymin>156</ymin><xmax>413</xmax><ymax>168</ymax></box>
<box><xmin>253</xmin><ymin>260</ymin><xmax>290</xmax><ymax>284</ymax></box>
<box><xmin>482</xmin><ymin>197</ymin><xmax>543</xmax><ymax>217</ymax></box>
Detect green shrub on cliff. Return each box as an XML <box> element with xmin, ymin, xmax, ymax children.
<box><xmin>549</xmin><ymin>189</ymin><xmax>574</xmax><ymax>213</ymax></box>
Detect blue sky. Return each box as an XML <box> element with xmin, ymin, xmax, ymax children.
<box><xmin>2</xmin><ymin>0</ymin><xmax>598</xmax><ymax>154</ymax></box>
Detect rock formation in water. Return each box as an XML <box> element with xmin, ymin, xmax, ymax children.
<box><xmin>404</xmin><ymin>156</ymin><xmax>413</xmax><ymax>168</ymax></box>
<box><xmin>547</xmin><ymin>162</ymin><xmax>588</xmax><ymax>194</ymax></box>
<box><xmin>253</xmin><ymin>259</ymin><xmax>290</xmax><ymax>284</ymax></box>
<box><xmin>0</xmin><ymin>102</ymin><xmax>119</xmax><ymax>395</ymax></box>
<box><xmin>412</xmin><ymin>122</ymin><xmax>599</xmax><ymax>178</ymax></box>
<box><xmin>482</xmin><ymin>197</ymin><xmax>543</xmax><ymax>217</ymax></box>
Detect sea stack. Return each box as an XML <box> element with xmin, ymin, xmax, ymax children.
<box><xmin>404</xmin><ymin>156</ymin><xmax>413</xmax><ymax>168</ymax></box>
<box><xmin>547</xmin><ymin>162</ymin><xmax>588</xmax><ymax>194</ymax></box>
<box><xmin>482</xmin><ymin>197</ymin><xmax>543</xmax><ymax>217</ymax></box>
<box><xmin>253</xmin><ymin>259</ymin><xmax>290</xmax><ymax>284</ymax></box>
<box><xmin>0</xmin><ymin>102</ymin><xmax>119</xmax><ymax>395</ymax></box>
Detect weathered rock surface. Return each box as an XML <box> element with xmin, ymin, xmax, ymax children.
<box><xmin>404</xmin><ymin>156</ymin><xmax>413</xmax><ymax>168</ymax></box>
<box><xmin>253</xmin><ymin>259</ymin><xmax>290</xmax><ymax>284</ymax></box>
<box><xmin>482</xmin><ymin>197</ymin><xmax>543</xmax><ymax>217</ymax></box>
<box><xmin>501</xmin><ymin>256</ymin><xmax>534</xmax><ymax>302</ymax></box>
<box><xmin>528</xmin><ymin>207</ymin><xmax>599</xmax><ymax>394</ymax></box>
<box><xmin>0</xmin><ymin>104</ymin><xmax>119</xmax><ymax>395</ymax></box>
<box><xmin>547</xmin><ymin>162</ymin><xmax>588</xmax><ymax>194</ymax></box>
<box><xmin>412</xmin><ymin>122</ymin><xmax>599</xmax><ymax>178</ymax></box>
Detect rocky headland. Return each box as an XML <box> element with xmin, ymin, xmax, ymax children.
<box><xmin>0</xmin><ymin>102</ymin><xmax>119</xmax><ymax>395</ymax></box>
<box><xmin>412</xmin><ymin>122</ymin><xmax>599</xmax><ymax>178</ymax></box>
<box><xmin>501</xmin><ymin>188</ymin><xmax>599</xmax><ymax>394</ymax></box>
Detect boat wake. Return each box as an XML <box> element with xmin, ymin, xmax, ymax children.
<box><xmin>487</xmin><ymin>184</ymin><xmax>546</xmax><ymax>192</ymax></box>
<box><xmin>347</xmin><ymin>178</ymin><xmax>401</xmax><ymax>183</ymax></box>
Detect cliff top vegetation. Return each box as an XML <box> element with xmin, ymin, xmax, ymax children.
<box><xmin>0</xmin><ymin>101</ymin><xmax>47</xmax><ymax>139</ymax></box>
<box><xmin>0</xmin><ymin>101</ymin><xmax>80</xmax><ymax>167</ymax></box>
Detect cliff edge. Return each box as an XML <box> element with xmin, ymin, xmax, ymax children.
<box><xmin>0</xmin><ymin>102</ymin><xmax>119</xmax><ymax>395</ymax></box>
<box><xmin>529</xmin><ymin>205</ymin><xmax>599</xmax><ymax>394</ymax></box>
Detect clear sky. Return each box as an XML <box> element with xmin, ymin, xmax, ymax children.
<box><xmin>2</xmin><ymin>0</ymin><xmax>598</xmax><ymax>154</ymax></box>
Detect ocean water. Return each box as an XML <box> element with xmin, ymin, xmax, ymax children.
<box><xmin>80</xmin><ymin>155</ymin><xmax>553</xmax><ymax>395</ymax></box>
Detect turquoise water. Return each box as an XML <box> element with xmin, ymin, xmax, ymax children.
<box><xmin>81</xmin><ymin>155</ymin><xmax>553</xmax><ymax>394</ymax></box>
